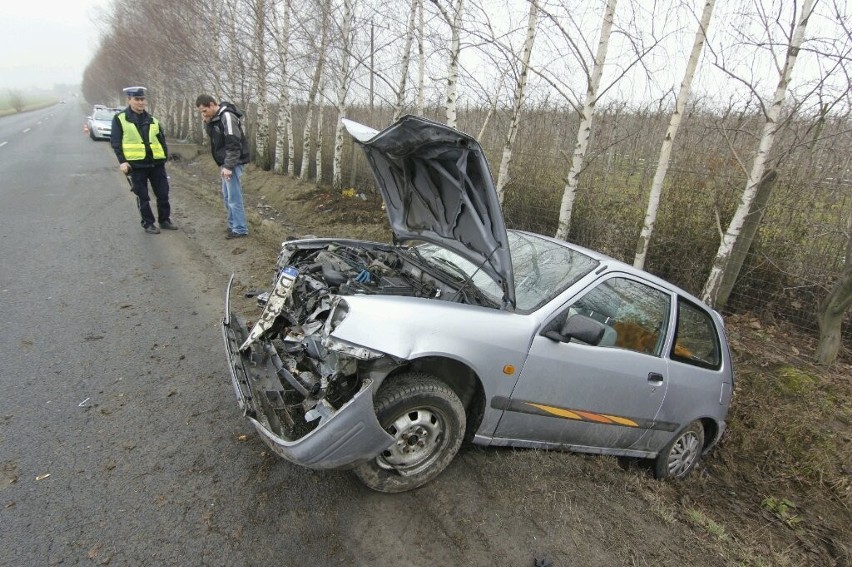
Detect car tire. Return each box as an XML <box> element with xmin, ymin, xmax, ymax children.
<box><xmin>352</xmin><ymin>373</ymin><xmax>465</xmax><ymax>493</ymax></box>
<box><xmin>89</xmin><ymin>130</ymin><xmax>96</xmax><ymax>140</ymax></box>
<box><xmin>653</xmin><ymin>420</ymin><xmax>704</xmax><ymax>480</ymax></box>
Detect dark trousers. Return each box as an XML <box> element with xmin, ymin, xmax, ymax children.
<box><xmin>130</xmin><ymin>164</ymin><xmax>171</xmax><ymax>227</ymax></box>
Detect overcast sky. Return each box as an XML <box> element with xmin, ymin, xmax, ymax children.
<box><xmin>1</xmin><ymin>0</ymin><xmax>109</xmax><ymax>91</ymax></box>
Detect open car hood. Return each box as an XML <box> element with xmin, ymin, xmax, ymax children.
<box><xmin>343</xmin><ymin>115</ymin><xmax>516</xmax><ymax>307</ymax></box>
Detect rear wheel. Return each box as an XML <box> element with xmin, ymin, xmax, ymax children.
<box><xmin>353</xmin><ymin>373</ymin><xmax>465</xmax><ymax>493</ymax></box>
<box><xmin>654</xmin><ymin>421</ymin><xmax>704</xmax><ymax>479</ymax></box>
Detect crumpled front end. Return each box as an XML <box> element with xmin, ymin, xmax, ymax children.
<box><xmin>221</xmin><ymin>268</ymin><xmax>397</xmax><ymax>469</ymax></box>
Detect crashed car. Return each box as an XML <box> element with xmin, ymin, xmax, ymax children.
<box><xmin>222</xmin><ymin>115</ymin><xmax>734</xmax><ymax>493</ymax></box>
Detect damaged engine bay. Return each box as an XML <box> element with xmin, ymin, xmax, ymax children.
<box><xmin>233</xmin><ymin>238</ymin><xmax>498</xmax><ymax>443</ymax></box>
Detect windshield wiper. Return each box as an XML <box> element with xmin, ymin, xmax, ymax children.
<box><xmin>430</xmin><ymin>255</ymin><xmax>470</xmax><ymax>283</ymax></box>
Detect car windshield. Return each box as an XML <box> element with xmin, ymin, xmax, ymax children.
<box><xmin>94</xmin><ymin>110</ymin><xmax>116</xmax><ymax>120</ymax></box>
<box><xmin>413</xmin><ymin>231</ymin><xmax>599</xmax><ymax>312</ymax></box>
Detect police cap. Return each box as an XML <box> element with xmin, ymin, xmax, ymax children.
<box><xmin>123</xmin><ymin>86</ymin><xmax>147</xmax><ymax>98</ymax></box>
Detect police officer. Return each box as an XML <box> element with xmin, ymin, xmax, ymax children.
<box><xmin>111</xmin><ymin>86</ymin><xmax>178</xmax><ymax>234</ymax></box>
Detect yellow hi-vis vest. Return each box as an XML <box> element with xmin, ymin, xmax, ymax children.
<box><xmin>117</xmin><ymin>112</ymin><xmax>165</xmax><ymax>161</ymax></box>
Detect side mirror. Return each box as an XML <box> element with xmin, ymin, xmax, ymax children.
<box><xmin>543</xmin><ymin>314</ymin><xmax>606</xmax><ymax>345</ymax></box>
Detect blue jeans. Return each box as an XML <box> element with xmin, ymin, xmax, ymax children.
<box><xmin>221</xmin><ymin>164</ymin><xmax>248</xmax><ymax>234</ymax></box>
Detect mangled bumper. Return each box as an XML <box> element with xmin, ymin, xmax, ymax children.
<box><xmin>221</xmin><ymin>278</ymin><xmax>394</xmax><ymax>470</ymax></box>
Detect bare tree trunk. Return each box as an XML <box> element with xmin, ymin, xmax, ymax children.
<box><xmin>211</xmin><ymin>3</ymin><xmax>225</xmax><ymax>98</ymax></box>
<box><xmin>554</xmin><ymin>0</ymin><xmax>617</xmax><ymax>240</ymax></box>
<box><xmin>702</xmin><ymin>0</ymin><xmax>815</xmax><ymax>307</ymax></box>
<box><xmin>715</xmin><ymin>169</ymin><xmax>777</xmax><ymax>310</ymax></box>
<box><xmin>316</xmin><ymin>104</ymin><xmax>325</xmax><ymax>185</ymax></box>
<box><xmin>253</xmin><ymin>0</ymin><xmax>271</xmax><ymax>169</ymax></box>
<box><xmin>495</xmin><ymin>0</ymin><xmax>538</xmax><ymax>205</ymax></box>
<box><xmin>633</xmin><ymin>0</ymin><xmax>715</xmax><ymax>269</ymax></box>
<box><xmin>226</xmin><ymin>0</ymin><xmax>241</xmax><ymax>102</ymax></box>
<box><xmin>393</xmin><ymin>0</ymin><xmax>419</xmax><ymax>122</ymax></box>
<box><xmin>816</xmin><ymin>213</ymin><xmax>852</xmax><ymax>364</ymax></box>
<box><xmin>272</xmin><ymin>0</ymin><xmax>294</xmax><ymax>175</ymax></box>
<box><xmin>416</xmin><ymin>1</ymin><xmax>425</xmax><ymax>115</ymax></box>
<box><xmin>431</xmin><ymin>0</ymin><xmax>464</xmax><ymax>128</ymax></box>
<box><xmin>332</xmin><ymin>0</ymin><xmax>353</xmax><ymax>191</ymax></box>
<box><xmin>274</xmin><ymin>98</ymin><xmax>295</xmax><ymax>175</ymax></box>
<box><xmin>300</xmin><ymin>0</ymin><xmax>331</xmax><ymax>181</ymax></box>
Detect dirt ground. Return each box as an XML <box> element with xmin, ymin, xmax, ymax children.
<box><xmin>164</xmin><ymin>149</ymin><xmax>850</xmax><ymax>567</ymax></box>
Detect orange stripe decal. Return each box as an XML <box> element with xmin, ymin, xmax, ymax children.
<box><xmin>526</xmin><ymin>403</ymin><xmax>583</xmax><ymax>421</ymax></box>
<box><xmin>523</xmin><ymin>403</ymin><xmax>640</xmax><ymax>428</ymax></box>
<box><xmin>573</xmin><ymin>410</ymin><xmax>614</xmax><ymax>424</ymax></box>
<box><xmin>602</xmin><ymin>414</ymin><xmax>639</xmax><ymax>427</ymax></box>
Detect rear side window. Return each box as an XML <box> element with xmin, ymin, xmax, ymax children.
<box><xmin>671</xmin><ymin>300</ymin><xmax>722</xmax><ymax>369</ymax></box>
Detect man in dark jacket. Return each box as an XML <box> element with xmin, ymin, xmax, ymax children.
<box><xmin>195</xmin><ymin>94</ymin><xmax>250</xmax><ymax>238</ymax></box>
<box><xmin>111</xmin><ymin>86</ymin><xmax>178</xmax><ymax>234</ymax></box>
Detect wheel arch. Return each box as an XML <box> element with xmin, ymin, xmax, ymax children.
<box><xmin>698</xmin><ymin>417</ymin><xmax>721</xmax><ymax>453</ymax></box>
<box><xmin>383</xmin><ymin>355</ymin><xmax>487</xmax><ymax>441</ymax></box>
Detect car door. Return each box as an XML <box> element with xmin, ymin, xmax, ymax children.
<box><xmin>631</xmin><ymin>297</ymin><xmax>732</xmax><ymax>453</ymax></box>
<box><xmin>493</xmin><ymin>274</ymin><xmax>674</xmax><ymax>451</ymax></box>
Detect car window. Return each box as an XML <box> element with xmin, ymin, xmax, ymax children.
<box><xmin>94</xmin><ymin>110</ymin><xmax>117</xmax><ymax>120</ymax></box>
<box><xmin>508</xmin><ymin>232</ymin><xmax>599</xmax><ymax>312</ymax></box>
<box><xmin>566</xmin><ymin>276</ymin><xmax>671</xmax><ymax>356</ymax></box>
<box><xmin>414</xmin><ymin>232</ymin><xmax>598</xmax><ymax>312</ymax></box>
<box><xmin>671</xmin><ymin>300</ymin><xmax>722</xmax><ymax>369</ymax></box>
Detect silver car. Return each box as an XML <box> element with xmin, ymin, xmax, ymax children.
<box><xmin>87</xmin><ymin>108</ymin><xmax>118</xmax><ymax>140</ymax></box>
<box><xmin>222</xmin><ymin>116</ymin><xmax>734</xmax><ymax>493</ymax></box>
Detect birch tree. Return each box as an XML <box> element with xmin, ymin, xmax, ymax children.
<box><xmin>495</xmin><ymin>0</ymin><xmax>538</xmax><ymax>204</ymax></box>
<box><xmin>701</xmin><ymin>0</ymin><xmax>816</xmax><ymax>307</ymax></box>
<box><xmin>393</xmin><ymin>0</ymin><xmax>420</xmax><ymax>121</ymax></box>
<box><xmin>416</xmin><ymin>1</ymin><xmax>426</xmax><ymax>115</ymax></box>
<box><xmin>210</xmin><ymin>3</ymin><xmax>226</xmax><ymax>98</ymax></box>
<box><xmin>554</xmin><ymin>0</ymin><xmax>617</xmax><ymax>240</ymax></box>
<box><xmin>332</xmin><ymin>0</ymin><xmax>354</xmax><ymax>191</ymax></box>
<box><xmin>225</xmin><ymin>0</ymin><xmax>247</xmax><ymax>104</ymax></box>
<box><xmin>316</xmin><ymin>102</ymin><xmax>325</xmax><ymax>184</ymax></box>
<box><xmin>252</xmin><ymin>0</ymin><xmax>271</xmax><ymax>169</ymax></box>
<box><xmin>430</xmin><ymin>0</ymin><xmax>465</xmax><ymax>128</ymax></box>
<box><xmin>272</xmin><ymin>0</ymin><xmax>295</xmax><ymax>175</ymax></box>
<box><xmin>300</xmin><ymin>0</ymin><xmax>332</xmax><ymax>180</ymax></box>
<box><xmin>633</xmin><ymin>0</ymin><xmax>715</xmax><ymax>269</ymax></box>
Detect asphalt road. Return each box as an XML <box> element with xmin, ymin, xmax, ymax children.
<box><xmin>0</xmin><ymin>104</ymin><xmax>373</xmax><ymax>566</ymax></box>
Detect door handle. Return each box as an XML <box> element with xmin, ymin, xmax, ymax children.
<box><xmin>647</xmin><ymin>372</ymin><xmax>664</xmax><ymax>384</ymax></box>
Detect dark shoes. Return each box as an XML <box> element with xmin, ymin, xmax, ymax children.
<box><xmin>226</xmin><ymin>231</ymin><xmax>248</xmax><ymax>239</ymax></box>
<box><xmin>143</xmin><ymin>221</ymin><xmax>176</xmax><ymax>234</ymax></box>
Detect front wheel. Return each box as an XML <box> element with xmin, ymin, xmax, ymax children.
<box><xmin>353</xmin><ymin>373</ymin><xmax>465</xmax><ymax>493</ymax></box>
<box><xmin>654</xmin><ymin>421</ymin><xmax>704</xmax><ymax>479</ymax></box>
